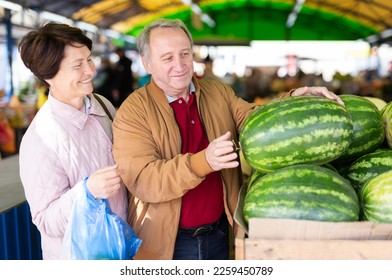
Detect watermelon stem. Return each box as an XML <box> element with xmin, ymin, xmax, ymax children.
<box><xmin>232</xmin><ymin>140</ymin><xmax>242</xmax><ymax>152</ymax></box>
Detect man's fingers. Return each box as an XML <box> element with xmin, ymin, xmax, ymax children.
<box><xmin>212</xmin><ymin>131</ymin><xmax>231</xmax><ymax>142</ymax></box>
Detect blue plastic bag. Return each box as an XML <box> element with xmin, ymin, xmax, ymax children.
<box><xmin>61</xmin><ymin>184</ymin><xmax>142</xmax><ymax>260</ymax></box>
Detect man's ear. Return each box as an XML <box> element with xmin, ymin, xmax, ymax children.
<box><xmin>141</xmin><ymin>57</ymin><xmax>151</xmax><ymax>74</ymax></box>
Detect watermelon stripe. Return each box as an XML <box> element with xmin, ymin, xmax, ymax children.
<box><xmin>359</xmin><ymin>170</ymin><xmax>392</xmax><ymax>223</ymax></box>
<box><xmin>381</xmin><ymin>101</ymin><xmax>392</xmax><ymax>148</ymax></box>
<box><xmin>244</xmin><ymin>164</ymin><xmax>359</xmax><ymax>223</ymax></box>
<box><xmin>336</xmin><ymin>95</ymin><xmax>385</xmax><ymax>162</ymax></box>
<box><xmin>345</xmin><ymin>149</ymin><xmax>392</xmax><ymax>190</ymax></box>
<box><xmin>246</xmin><ymin>190</ymin><xmax>358</xmax><ymax>218</ymax></box>
<box><xmin>245</xmin><ymin>200</ymin><xmax>356</xmax><ymax>221</ymax></box>
<box><xmin>240</xmin><ymin>96</ymin><xmax>353</xmax><ymax>172</ymax></box>
<box><xmin>241</xmin><ymin>98</ymin><xmax>350</xmax><ymax>137</ymax></box>
<box><xmin>245</xmin><ymin>129</ymin><xmax>352</xmax><ymax>170</ymax></box>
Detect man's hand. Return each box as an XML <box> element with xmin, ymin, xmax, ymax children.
<box><xmin>205</xmin><ymin>131</ymin><xmax>239</xmax><ymax>171</ymax></box>
<box><xmin>291</xmin><ymin>86</ymin><xmax>344</xmax><ymax>106</ymax></box>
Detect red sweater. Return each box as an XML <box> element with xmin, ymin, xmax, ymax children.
<box><xmin>170</xmin><ymin>93</ymin><xmax>224</xmax><ymax>228</ymax></box>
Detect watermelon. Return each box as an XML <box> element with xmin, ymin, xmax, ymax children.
<box><xmin>359</xmin><ymin>169</ymin><xmax>392</xmax><ymax>223</ymax></box>
<box><xmin>334</xmin><ymin>95</ymin><xmax>385</xmax><ymax>163</ymax></box>
<box><xmin>363</xmin><ymin>96</ymin><xmax>387</xmax><ymax>111</ymax></box>
<box><xmin>344</xmin><ymin>149</ymin><xmax>392</xmax><ymax>191</ymax></box>
<box><xmin>239</xmin><ymin>96</ymin><xmax>353</xmax><ymax>172</ymax></box>
<box><xmin>243</xmin><ymin>164</ymin><xmax>359</xmax><ymax>223</ymax></box>
<box><xmin>240</xmin><ymin>150</ymin><xmax>252</xmax><ymax>176</ymax></box>
<box><xmin>322</xmin><ymin>163</ymin><xmax>338</xmax><ymax>173</ymax></box>
<box><xmin>246</xmin><ymin>169</ymin><xmax>265</xmax><ymax>193</ymax></box>
<box><xmin>381</xmin><ymin>101</ymin><xmax>392</xmax><ymax>148</ymax></box>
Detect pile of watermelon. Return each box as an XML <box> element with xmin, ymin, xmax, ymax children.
<box><xmin>240</xmin><ymin>94</ymin><xmax>392</xmax><ymax>224</ymax></box>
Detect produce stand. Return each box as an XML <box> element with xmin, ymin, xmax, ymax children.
<box><xmin>234</xmin><ymin>186</ymin><xmax>392</xmax><ymax>260</ymax></box>
<box><xmin>1</xmin><ymin>99</ymin><xmax>36</xmax><ymax>157</ymax></box>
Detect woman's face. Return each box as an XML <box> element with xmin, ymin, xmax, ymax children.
<box><xmin>46</xmin><ymin>44</ymin><xmax>96</xmax><ymax>107</ymax></box>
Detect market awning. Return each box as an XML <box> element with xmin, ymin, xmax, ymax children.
<box><xmin>3</xmin><ymin>0</ymin><xmax>392</xmax><ymax>45</ymax></box>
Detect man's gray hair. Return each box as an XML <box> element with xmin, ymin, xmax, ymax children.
<box><xmin>137</xmin><ymin>18</ymin><xmax>193</xmax><ymax>61</ymax></box>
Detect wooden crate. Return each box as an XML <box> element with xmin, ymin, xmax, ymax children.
<box><xmin>235</xmin><ymin>225</ymin><xmax>392</xmax><ymax>260</ymax></box>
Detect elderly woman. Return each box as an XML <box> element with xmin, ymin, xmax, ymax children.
<box><xmin>18</xmin><ymin>22</ymin><xmax>128</xmax><ymax>260</ymax></box>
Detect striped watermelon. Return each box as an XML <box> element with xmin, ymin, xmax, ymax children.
<box><xmin>334</xmin><ymin>95</ymin><xmax>385</xmax><ymax>163</ymax></box>
<box><xmin>239</xmin><ymin>96</ymin><xmax>353</xmax><ymax>172</ymax></box>
<box><xmin>322</xmin><ymin>163</ymin><xmax>338</xmax><ymax>173</ymax></box>
<box><xmin>243</xmin><ymin>164</ymin><xmax>359</xmax><ymax>223</ymax></box>
<box><xmin>247</xmin><ymin>169</ymin><xmax>265</xmax><ymax>193</ymax></box>
<box><xmin>359</xmin><ymin>169</ymin><xmax>392</xmax><ymax>223</ymax></box>
<box><xmin>381</xmin><ymin>101</ymin><xmax>392</xmax><ymax>148</ymax></box>
<box><xmin>344</xmin><ymin>149</ymin><xmax>392</xmax><ymax>191</ymax></box>
<box><xmin>363</xmin><ymin>96</ymin><xmax>387</xmax><ymax>111</ymax></box>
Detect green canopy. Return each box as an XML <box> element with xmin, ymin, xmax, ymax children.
<box><xmin>125</xmin><ymin>1</ymin><xmax>378</xmax><ymax>44</ymax></box>
<box><xmin>71</xmin><ymin>0</ymin><xmax>391</xmax><ymax>44</ymax></box>
<box><xmin>5</xmin><ymin>0</ymin><xmax>392</xmax><ymax>44</ymax></box>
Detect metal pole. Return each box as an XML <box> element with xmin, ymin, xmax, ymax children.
<box><xmin>5</xmin><ymin>8</ymin><xmax>14</xmax><ymax>97</ymax></box>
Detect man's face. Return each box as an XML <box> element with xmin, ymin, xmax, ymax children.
<box><xmin>142</xmin><ymin>27</ymin><xmax>194</xmax><ymax>98</ymax></box>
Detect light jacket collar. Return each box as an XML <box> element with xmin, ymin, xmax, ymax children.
<box><xmin>47</xmin><ymin>93</ymin><xmax>108</xmax><ymax>129</ymax></box>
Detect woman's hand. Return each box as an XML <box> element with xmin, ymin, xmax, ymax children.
<box><xmin>86</xmin><ymin>164</ymin><xmax>125</xmax><ymax>199</ymax></box>
<box><xmin>291</xmin><ymin>86</ymin><xmax>344</xmax><ymax>106</ymax></box>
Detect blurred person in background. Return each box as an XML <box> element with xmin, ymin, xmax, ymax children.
<box><xmin>93</xmin><ymin>57</ymin><xmax>115</xmax><ymax>104</ymax></box>
<box><xmin>112</xmin><ymin>18</ymin><xmax>343</xmax><ymax>260</ymax></box>
<box><xmin>244</xmin><ymin>68</ymin><xmax>272</xmax><ymax>103</ymax></box>
<box><xmin>18</xmin><ymin>22</ymin><xmax>128</xmax><ymax>259</ymax></box>
<box><xmin>112</xmin><ymin>47</ymin><xmax>134</xmax><ymax>108</ymax></box>
<box><xmin>201</xmin><ymin>55</ymin><xmax>221</xmax><ymax>81</ymax></box>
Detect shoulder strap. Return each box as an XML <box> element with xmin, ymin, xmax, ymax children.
<box><xmin>93</xmin><ymin>94</ymin><xmax>113</xmax><ymax>122</ymax></box>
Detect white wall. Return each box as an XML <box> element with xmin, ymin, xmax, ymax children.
<box><xmin>210</xmin><ymin>41</ymin><xmax>392</xmax><ymax>81</ymax></box>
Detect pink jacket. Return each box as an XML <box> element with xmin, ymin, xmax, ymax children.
<box><xmin>19</xmin><ymin>93</ymin><xmax>128</xmax><ymax>260</ymax></box>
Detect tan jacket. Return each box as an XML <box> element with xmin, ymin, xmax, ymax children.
<box><xmin>113</xmin><ymin>77</ymin><xmax>289</xmax><ymax>259</ymax></box>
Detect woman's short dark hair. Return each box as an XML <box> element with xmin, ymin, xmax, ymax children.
<box><xmin>18</xmin><ymin>22</ymin><xmax>93</xmax><ymax>87</ymax></box>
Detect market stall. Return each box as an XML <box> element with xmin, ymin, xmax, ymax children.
<box><xmin>0</xmin><ymin>155</ymin><xmax>42</xmax><ymax>260</ymax></box>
